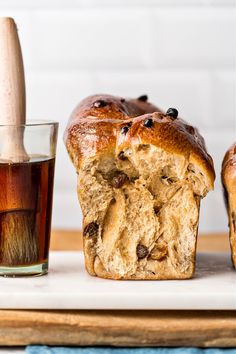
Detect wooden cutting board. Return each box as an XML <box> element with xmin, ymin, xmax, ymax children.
<box><xmin>0</xmin><ymin>231</ymin><xmax>235</xmax><ymax>347</ymax></box>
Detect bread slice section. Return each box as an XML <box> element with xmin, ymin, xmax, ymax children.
<box><xmin>79</xmin><ymin>145</ymin><xmax>208</xmax><ymax>279</ymax></box>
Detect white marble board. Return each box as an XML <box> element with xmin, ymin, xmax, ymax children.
<box><xmin>0</xmin><ymin>251</ymin><xmax>235</xmax><ymax>310</ymax></box>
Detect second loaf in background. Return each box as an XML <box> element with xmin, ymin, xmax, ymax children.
<box><xmin>222</xmin><ymin>142</ymin><xmax>236</xmax><ymax>268</ymax></box>
<box><xmin>64</xmin><ymin>94</ymin><xmax>215</xmax><ymax>280</ymax></box>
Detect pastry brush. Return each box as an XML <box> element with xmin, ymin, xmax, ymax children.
<box><xmin>0</xmin><ymin>17</ymin><xmax>38</xmax><ymax>267</ymax></box>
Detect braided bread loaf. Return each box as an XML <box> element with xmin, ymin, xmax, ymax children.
<box><xmin>222</xmin><ymin>142</ymin><xmax>236</xmax><ymax>268</ymax></box>
<box><xmin>64</xmin><ymin>94</ymin><xmax>215</xmax><ymax>279</ymax></box>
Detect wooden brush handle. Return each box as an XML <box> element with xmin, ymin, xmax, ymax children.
<box><xmin>0</xmin><ymin>17</ymin><xmax>28</xmax><ymax>162</ymax></box>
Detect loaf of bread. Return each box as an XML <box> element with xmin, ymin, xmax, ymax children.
<box><xmin>222</xmin><ymin>142</ymin><xmax>236</xmax><ymax>268</ymax></box>
<box><xmin>64</xmin><ymin>94</ymin><xmax>215</xmax><ymax>280</ymax></box>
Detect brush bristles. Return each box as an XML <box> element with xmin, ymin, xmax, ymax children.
<box><xmin>0</xmin><ymin>211</ymin><xmax>39</xmax><ymax>266</ymax></box>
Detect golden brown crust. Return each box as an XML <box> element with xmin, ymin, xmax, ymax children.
<box><xmin>64</xmin><ymin>94</ymin><xmax>215</xmax><ymax>189</ymax></box>
<box><xmin>222</xmin><ymin>142</ymin><xmax>236</xmax><ymax>268</ymax></box>
<box><xmin>222</xmin><ymin>142</ymin><xmax>236</xmax><ymax>191</ymax></box>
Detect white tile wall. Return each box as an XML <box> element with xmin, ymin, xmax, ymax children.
<box><xmin>150</xmin><ymin>8</ymin><xmax>236</xmax><ymax>69</ymax></box>
<box><xmin>0</xmin><ymin>0</ymin><xmax>235</xmax><ymax>233</ymax></box>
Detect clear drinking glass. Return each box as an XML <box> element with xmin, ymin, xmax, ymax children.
<box><xmin>0</xmin><ymin>121</ymin><xmax>58</xmax><ymax>276</ymax></box>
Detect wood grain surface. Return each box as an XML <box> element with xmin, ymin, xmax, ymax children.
<box><xmin>0</xmin><ymin>310</ymin><xmax>236</xmax><ymax>347</ymax></box>
<box><xmin>1</xmin><ymin>230</ymin><xmax>234</xmax><ymax>347</ymax></box>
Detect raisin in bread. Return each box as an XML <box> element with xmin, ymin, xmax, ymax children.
<box><xmin>222</xmin><ymin>142</ymin><xmax>236</xmax><ymax>268</ymax></box>
<box><xmin>64</xmin><ymin>94</ymin><xmax>215</xmax><ymax>280</ymax></box>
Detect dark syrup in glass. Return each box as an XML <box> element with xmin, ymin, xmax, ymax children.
<box><xmin>0</xmin><ymin>157</ymin><xmax>55</xmax><ymax>267</ymax></box>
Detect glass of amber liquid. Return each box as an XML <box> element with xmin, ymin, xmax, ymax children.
<box><xmin>0</xmin><ymin>121</ymin><xmax>58</xmax><ymax>276</ymax></box>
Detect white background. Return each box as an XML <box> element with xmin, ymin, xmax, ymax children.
<box><xmin>0</xmin><ymin>0</ymin><xmax>235</xmax><ymax>233</ymax></box>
